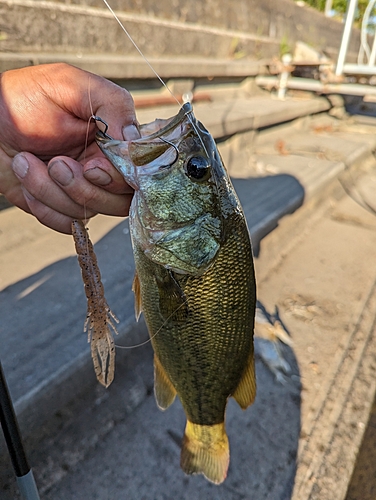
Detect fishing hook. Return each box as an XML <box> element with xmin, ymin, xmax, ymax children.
<box><xmin>160</xmin><ymin>137</ymin><xmax>179</xmax><ymax>165</ymax></box>
<box><xmin>92</xmin><ymin>115</ymin><xmax>114</xmax><ymax>140</ymax></box>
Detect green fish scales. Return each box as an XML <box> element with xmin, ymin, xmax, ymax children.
<box><xmin>96</xmin><ymin>103</ymin><xmax>256</xmax><ymax>484</ymax></box>
<box><xmin>136</xmin><ymin>211</ymin><xmax>254</xmax><ymax>424</ymax></box>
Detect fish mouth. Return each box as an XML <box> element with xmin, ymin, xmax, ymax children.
<box><xmin>95</xmin><ymin>102</ymin><xmax>195</xmax><ymax>186</ymax></box>
<box><xmin>95</xmin><ymin>130</ymin><xmax>116</xmax><ymax>144</ymax></box>
<box><xmin>138</xmin><ymin>102</ymin><xmax>194</xmax><ymax>139</ymax></box>
<box><xmin>95</xmin><ymin>102</ymin><xmax>193</xmax><ymax>145</ymax></box>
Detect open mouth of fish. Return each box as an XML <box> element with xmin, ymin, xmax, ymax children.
<box><xmin>95</xmin><ymin>102</ymin><xmax>197</xmax><ymax>190</ymax></box>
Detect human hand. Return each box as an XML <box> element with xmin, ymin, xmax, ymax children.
<box><xmin>0</xmin><ymin>62</ymin><xmax>140</xmax><ymax>233</ymax></box>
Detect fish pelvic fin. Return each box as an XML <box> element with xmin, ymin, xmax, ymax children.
<box><xmin>180</xmin><ymin>421</ymin><xmax>229</xmax><ymax>485</ymax></box>
<box><xmin>154</xmin><ymin>355</ymin><xmax>176</xmax><ymax>410</ymax></box>
<box><xmin>232</xmin><ymin>350</ymin><xmax>257</xmax><ymax>410</ymax></box>
<box><xmin>132</xmin><ymin>271</ymin><xmax>142</xmax><ymax>321</ymax></box>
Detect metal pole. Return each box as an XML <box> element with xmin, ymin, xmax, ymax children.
<box><xmin>369</xmin><ymin>33</ymin><xmax>376</xmax><ymax>66</ymax></box>
<box><xmin>0</xmin><ymin>360</ymin><xmax>40</xmax><ymax>500</ymax></box>
<box><xmin>367</xmin><ymin>0</ymin><xmax>376</xmax><ymax>66</ymax></box>
<box><xmin>336</xmin><ymin>0</ymin><xmax>359</xmax><ymax>76</ymax></box>
<box><xmin>325</xmin><ymin>0</ymin><xmax>333</xmax><ymax>17</ymax></box>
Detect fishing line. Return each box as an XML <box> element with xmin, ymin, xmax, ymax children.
<box><xmin>84</xmin><ymin>75</ymin><xmax>96</xmax><ymax>163</ymax></box>
<box><xmin>101</xmin><ymin>0</ymin><xmax>180</xmax><ymax>107</ymax></box>
<box><xmin>81</xmin><ymin>79</ymin><xmax>93</xmax><ymax>241</ymax></box>
<box><xmin>100</xmin><ymin>0</ymin><xmax>210</xmax><ymax>158</ymax></box>
<box><xmin>115</xmin><ymin>298</ymin><xmax>189</xmax><ymax>349</ymax></box>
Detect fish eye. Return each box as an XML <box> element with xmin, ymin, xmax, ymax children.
<box><xmin>185</xmin><ymin>156</ymin><xmax>211</xmax><ymax>182</ymax></box>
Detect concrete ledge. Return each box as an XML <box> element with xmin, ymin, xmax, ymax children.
<box><xmin>292</xmin><ymin>279</ymin><xmax>376</xmax><ymax>499</ymax></box>
<box><xmin>0</xmin><ymin>1</ymin><xmax>279</xmax><ymax>61</ymax></box>
<box><xmin>136</xmin><ymin>96</ymin><xmax>331</xmax><ymax>139</ymax></box>
<box><xmin>0</xmin><ymin>0</ymin><xmax>362</xmax><ymax>62</ymax></box>
<box><xmin>0</xmin><ymin>52</ymin><xmax>267</xmax><ymax>79</ymax></box>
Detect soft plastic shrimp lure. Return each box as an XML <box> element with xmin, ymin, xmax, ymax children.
<box><xmin>72</xmin><ymin>219</ymin><xmax>118</xmax><ymax>387</ymax></box>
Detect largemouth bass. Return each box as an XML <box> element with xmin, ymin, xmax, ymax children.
<box><xmin>96</xmin><ymin>103</ymin><xmax>256</xmax><ymax>484</ymax></box>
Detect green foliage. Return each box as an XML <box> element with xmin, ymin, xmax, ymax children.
<box><xmin>333</xmin><ymin>0</ymin><xmax>347</xmax><ymax>13</ymax></box>
<box><xmin>297</xmin><ymin>0</ymin><xmax>374</xmax><ymax>23</ymax></box>
<box><xmin>301</xmin><ymin>0</ymin><xmax>326</xmax><ymax>9</ymax></box>
<box><xmin>280</xmin><ymin>35</ymin><xmax>292</xmax><ymax>56</ymax></box>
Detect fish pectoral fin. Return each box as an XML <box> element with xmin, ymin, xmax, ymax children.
<box><xmin>132</xmin><ymin>271</ymin><xmax>142</xmax><ymax>321</ymax></box>
<box><xmin>154</xmin><ymin>355</ymin><xmax>176</xmax><ymax>410</ymax></box>
<box><xmin>180</xmin><ymin>421</ymin><xmax>229</xmax><ymax>485</ymax></box>
<box><xmin>155</xmin><ymin>271</ymin><xmax>189</xmax><ymax>324</ymax></box>
<box><xmin>232</xmin><ymin>350</ymin><xmax>257</xmax><ymax>410</ymax></box>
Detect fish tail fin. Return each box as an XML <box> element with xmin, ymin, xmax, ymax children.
<box><xmin>180</xmin><ymin>420</ymin><xmax>229</xmax><ymax>485</ymax></box>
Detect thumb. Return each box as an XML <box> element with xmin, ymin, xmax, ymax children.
<box><xmin>86</xmin><ymin>76</ymin><xmax>141</xmax><ymax>141</ymax></box>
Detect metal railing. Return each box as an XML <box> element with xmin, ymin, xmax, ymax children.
<box><xmin>336</xmin><ymin>0</ymin><xmax>376</xmax><ymax>76</ymax></box>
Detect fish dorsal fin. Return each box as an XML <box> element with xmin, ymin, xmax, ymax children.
<box><xmin>232</xmin><ymin>349</ymin><xmax>257</xmax><ymax>410</ymax></box>
<box><xmin>154</xmin><ymin>355</ymin><xmax>176</xmax><ymax>410</ymax></box>
<box><xmin>132</xmin><ymin>271</ymin><xmax>142</xmax><ymax>321</ymax></box>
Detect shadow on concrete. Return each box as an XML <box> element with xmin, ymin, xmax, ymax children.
<box><xmin>0</xmin><ymin>218</ymin><xmax>138</xmax><ymax>437</ymax></box>
<box><xmin>1</xmin><ymin>300</ymin><xmax>302</xmax><ymax>500</ymax></box>
<box><xmin>0</xmin><ymin>173</ymin><xmax>305</xmax><ymax>415</ymax></box>
<box><xmin>343</xmin><ymin>95</ymin><xmax>376</xmax><ymax>117</ymax></box>
<box><xmin>0</xmin><ymin>173</ymin><xmax>304</xmax><ymax>498</ymax></box>
<box><xmin>232</xmin><ymin>174</ymin><xmax>305</xmax><ymax>257</ymax></box>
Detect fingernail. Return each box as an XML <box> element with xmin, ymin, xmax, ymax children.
<box><xmin>123</xmin><ymin>123</ymin><xmax>141</xmax><ymax>141</ymax></box>
<box><xmin>12</xmin><ymin>154</ymin><xmax>29</xmax><ymax>179</ymax></box>
<box><xmin>49</xmin><ymin>160</ymin><xmax>73</xmax><ymax>186</ymax></box>
<box><xmin>84</xmin><ymin>167</ymin><xmax>112</xmax><ymax>186</ymax></box>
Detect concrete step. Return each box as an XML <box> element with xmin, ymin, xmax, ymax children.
<box><xmin>136</xmin><ymin>93</ymin><xmax>331</xmax><ymax>139</ymax></box>
<box><xmin>218</xmin><ymin>104</ymin><xmax>376</xmax><ymax>254</ymax></box>
<box><xmin>258</xmin><ymin>179</ymin><xmax>376</xmax><ymax>500</ymax></box>
<box><xmin>1</xmin><ymin>92</ymin><xmax>376</xmax><ymax>498</ymax></box>
<box><xmin>0</xmin><ymin>0</ymin><xmax>363</xmax><ymax>77</ymax></box>
<box><xmin>29</xmin><ymin>135</ymin><xmax>376</xmax><ymax>500</ymax></box>
<box><xmin>0</xmin><ymin>0</ymin><xmax>279</xmax><ymax>75</ymax></box>
<box><xmin>0</xmin><ymin>51</ymin><xmax>267</xmax><ymax>79</ymax></box>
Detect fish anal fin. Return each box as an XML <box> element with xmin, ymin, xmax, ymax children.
<box><xmin>181</xmin><ymin>421</ymin><xmax>229</xmax><ymax>485</ymax></box>
<box><xmin>232</xmin><ymin>350</ymin><xmax>257</xmax><ymax>410</ymax></box>
<box><xmin>154</xmin><ymin>355</ymin><xmax>176</xmax><ymax>410</ymax></box>
<box><xmin>132</xmin><ymin>271</ymin><xmax>142</xmax><ymax>321</ymax></box>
